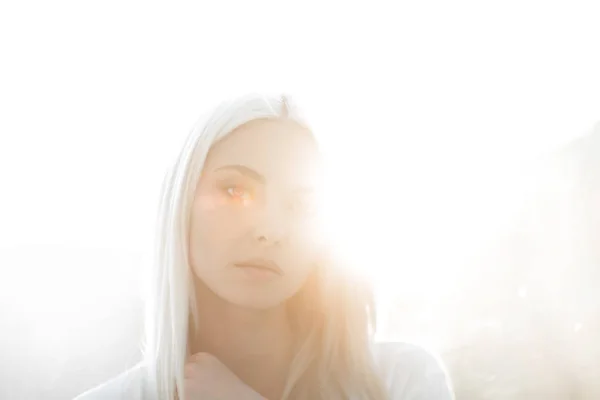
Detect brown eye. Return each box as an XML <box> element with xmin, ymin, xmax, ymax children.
<box><xmin>225</xmin><ymin>186</ymin><xmax>253</xmax><ymax>204</ymax></box>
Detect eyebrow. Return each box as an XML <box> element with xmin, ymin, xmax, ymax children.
<box><xmin>292</xmin><ymin>186</ymin><xmax>315</xmax><ymax>195</ymax></box>
<box><xmin>214</xmin><ymin>165</ymin><xmax>265</xmax><ymax>183</ymax></box>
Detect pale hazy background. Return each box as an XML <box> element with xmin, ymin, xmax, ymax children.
<box><xmin>1</xmin><ymin>1</ymin><xmax>599</xmax><ymax>399</ymax></box>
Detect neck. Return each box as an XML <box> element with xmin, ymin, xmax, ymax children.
<box><xmin>188</xmin><ymin>279</ymin><xmax>294</xmax><ymax>395</ymax></box>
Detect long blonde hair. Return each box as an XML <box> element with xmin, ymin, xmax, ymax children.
<box><xmin>140</xmin><ymin>94</ymin><xmax>388</xmax><ymax>400</ymax></box>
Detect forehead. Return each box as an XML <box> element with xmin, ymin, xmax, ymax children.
<box><xmin>204</xmin><ymin>118</ymin><xmax>323</xmax><ymax>186</ymax></box>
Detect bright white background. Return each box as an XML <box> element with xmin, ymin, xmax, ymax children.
<box><xmin>1</xmin><ymin>1</ymin><xmax>599</xmax><ymax>398</ymax></box>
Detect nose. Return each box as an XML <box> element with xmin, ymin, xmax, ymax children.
<box><xmin>253</xmin><ymin>204</ymin><xmax>288</xmax><ymax>246</ymax></box>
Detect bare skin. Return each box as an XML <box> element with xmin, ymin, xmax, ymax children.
<box><xmin>187</xmin><ymin>279</ymin><xmax>293</xmax><ymax>399</ymax></box>
<box><xmin>185</xmin><ymin>118</ymin><xmax>323</xmax><ymax>399</ymax></box>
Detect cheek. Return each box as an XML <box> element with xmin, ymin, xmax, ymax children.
<box><xmin>194</xmin><ymin>190</ymin><xmax>253</xmax><ymax>235</ymax></box>
<box><xmin>293</xmin><ymin>219</ymin><xmax>326</xmax><ymax>256</ymax></box>
<box><xmin>286</xmin><ymin>231</ymin><xmax>322</xmax><ymax>278</ymax></box>
<box><xmin>189</xmin><ymin>199</ymin><xmax>250</xmax><ymax>268</ymax></box>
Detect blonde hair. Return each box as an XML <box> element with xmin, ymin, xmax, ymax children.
<box><xmin>140</xmin><ymin>94</ymin><xmax>388</xmax><ymax>400</ymax></box>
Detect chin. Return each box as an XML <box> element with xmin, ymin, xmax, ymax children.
<box><xmin>220</xmin><ymin>285</ymin><xmax>297</xmax><ymax>310</ymax></box>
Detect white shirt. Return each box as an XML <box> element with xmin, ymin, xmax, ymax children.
<box><xmin>73</xmin><ymin>342</ymin><xmax>453</xmax><ymax>400</ymax></box>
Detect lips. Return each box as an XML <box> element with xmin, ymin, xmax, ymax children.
<box><xmin>234</xmin><ymin>258</ymin><xmax>283</xmax><ymax>275</ymax></box>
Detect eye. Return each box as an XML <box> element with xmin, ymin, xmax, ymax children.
<box><xmin>290</xmin><ymin>197</ymin><xmax>318</xmax><ymax>216</ymax></box>
<box><xmin>225</xmin><ymin>185</ymin><xmax>253</xmax><ymax>204</ymax></box>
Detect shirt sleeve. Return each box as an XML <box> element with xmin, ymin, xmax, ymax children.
<box><xmin>384</xmin><ymin>343</ymin><xmax>454</xmax><ymax>400</ymax></box>
<box><xmin>72</xmin><ymin>363</ymin><xmax>146</xmax><ymax>400</ymax></box>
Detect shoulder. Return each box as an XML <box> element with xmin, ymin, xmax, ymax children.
<box><xmin>73</xmin><ymin>362</ymin><xmax>150</xmax><ymax>400</ymax></box>
<box><xmin>371</xmin><ymin>342</ymin><xmax>454</xmax><ymax>400</ymax></box>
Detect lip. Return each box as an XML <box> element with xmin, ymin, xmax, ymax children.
<box><xmin>234</xmin><ymin>257</ymin><xmax>283</xmax><ymax>275</ymax></box>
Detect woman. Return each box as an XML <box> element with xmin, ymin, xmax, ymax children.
<box><xmin>74</xmin><ymin>94</ymin><xmax>453</xmax><ymax>400</ymax></box>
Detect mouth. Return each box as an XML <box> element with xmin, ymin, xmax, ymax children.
<box><xmin>234</xmin><ymin>258</ymin><xmax>283</xmax><ymax>276</ymax></box>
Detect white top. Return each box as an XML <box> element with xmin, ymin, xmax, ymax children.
<box><xmin>73</xmin><ymin>342</ymin><xmax>453</xmax><ymax>400</ymax></box>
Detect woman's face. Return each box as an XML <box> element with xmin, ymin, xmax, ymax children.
<box><xmin>189</xmin><ymin>118</ymin><xmax>324</xmax><ymax>309</ymax></box>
